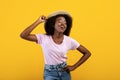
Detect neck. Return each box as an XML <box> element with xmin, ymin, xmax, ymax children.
<box><xmin>52</xmin><ymin>33</ymin><xmax>64</xmax><ymax>44</ymax></box>
<box><xmin>52</xmin><ymin>32</ymin><xmax>64</xmax><ymax>38</ymax></box>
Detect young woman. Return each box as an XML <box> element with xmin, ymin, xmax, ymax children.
<box><xmin>20</xmin><ymin>11</ymin><xmax>91</xmax><ymax>80</ymax></box>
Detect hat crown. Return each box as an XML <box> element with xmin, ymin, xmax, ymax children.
<box><xmin>47</xmin><ymin>10</ymin><xmax>70</xmax><ymax>18</ymax></box>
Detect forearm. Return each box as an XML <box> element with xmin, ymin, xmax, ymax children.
<box><xmin>73</xmin><ymin>51</ymin><xmax>91</xmax><ymax>69</ymax></box>
<box><xmin>20</xmin><ymin>19</ymin><xmax>41</xmax><ymax>38</ymax></box>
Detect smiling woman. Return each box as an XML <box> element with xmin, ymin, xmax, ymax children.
<box><xmin>20</xmin><ymin>11</ymin><xmax>91</xmax><ymax>80</ymax></box>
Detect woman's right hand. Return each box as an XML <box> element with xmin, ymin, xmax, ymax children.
<box><xmin>37</xmin><ymin>15</ymin><xmax>47</xmax><ymax>23</ymax></box>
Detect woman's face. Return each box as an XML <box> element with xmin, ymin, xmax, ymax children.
<box><xmin>54</xmin><ymin>16</ymin><xmax>67</xmax><ymax>33</ymax></box>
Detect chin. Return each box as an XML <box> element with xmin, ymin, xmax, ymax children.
<box><xmin>60</xmin><ymin>31</ymin><xmax>65</xmax><ymax>33</ymax></box>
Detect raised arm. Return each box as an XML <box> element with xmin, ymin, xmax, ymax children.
<box><xmin>20</xmin><ymin>15</ymin><xmax>46</xmax><ymax>42</ymax></box>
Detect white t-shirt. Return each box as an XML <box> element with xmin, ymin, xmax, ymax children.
<box><xmin>35</xmin><ymin>34</ymin><xmax>80</xmax><ymax>65</ymax></box>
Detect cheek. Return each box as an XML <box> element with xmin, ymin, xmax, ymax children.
<box><xmin>54</xmin><ymin>25</ymin><xmax>59</xmax><ymax>30</ymax></box>
<box><xmin>54</xmin><ymin>24</ymin><xmax>60</xmax><ymax>28</ymax></box>
<box><xmin>64</xmin><ymin>25</ymin><xmax>67</xmax><ymax>29</ymax></box>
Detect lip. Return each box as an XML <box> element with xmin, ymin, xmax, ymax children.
<box><xmin>59</xmin><ymin>26</ymin><xmax>65</xmax><ymax>29</ymax></box>
<box><xmin>59</xmin><ymin>28</ymin><xmax>66</xmax><ymax>31</ymax></box>
<box><xmin>60</xmin><ymin>25</ymin><xmax>66</xmax><ymax>28</ymax></box>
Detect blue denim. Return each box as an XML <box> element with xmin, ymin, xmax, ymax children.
<box><xmin>44</xmin><ymin>62</ymin><xmax>71</xmax><ymax>80</ymax></box>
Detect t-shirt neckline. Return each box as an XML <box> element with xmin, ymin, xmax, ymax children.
<box><xmin>50</xmin><ymin>35</ymin><xmax>65</xmax><ymax>46</ymax></box>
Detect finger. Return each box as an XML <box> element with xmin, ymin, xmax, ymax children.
<box><xmin>41</xmin><ymin>16</ymin><xmax>45</xmax><ymax>20</ymax></box>
<box><xmin>62</xmin><ymin>68</ymin><xmax>70</xmax><ymax>73</ymax></box>
<box><xmin>62</xmin><ymin>66</ymin><xmax>68</xmax><ymax>71</ymax></box>
<box><xmin>62</xmin><ymin>68</ymin><xmax>68</xmax><ymax>72</ymax></box>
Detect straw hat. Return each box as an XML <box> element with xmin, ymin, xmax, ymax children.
<box><xmin>47</xmin><ymin>10</ymin><xmax>71</xmax><ymax>19</ymax></box>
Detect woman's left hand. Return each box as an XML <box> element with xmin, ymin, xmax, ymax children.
<box><xmin>62</xmin><ymin>65</ymin><xmax>75</xmax><ymax>72</ymax></box>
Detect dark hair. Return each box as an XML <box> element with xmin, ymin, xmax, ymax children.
<box><xmin>44</xmin><ymin>14</ymin><xmax>72</xmax><ymax>36</ymax></box>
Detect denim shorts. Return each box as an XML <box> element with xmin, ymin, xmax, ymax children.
<box><xmin>44</xmin><ymin>62</ymin><xmax>71</xmax><ymax>80</ymax></box>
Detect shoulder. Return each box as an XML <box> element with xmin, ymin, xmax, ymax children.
<box><xmin>35</xmin><ymin>34</ymin><xmax>50</xmax><ymax>44</ymax></box>
<box><xmin>64</xmin><ymin>35</ymin><xmax>80</xmax><ymax>50</ymax></box>
<box><xmin>64</xmin><ymin>35</ymin><xmax>76</xmax><ymax>41</ymax></box>
<box><xmin>64</xmin><ymin>35</ymin><xmax>78</xmax><ymax>44</ymax></box>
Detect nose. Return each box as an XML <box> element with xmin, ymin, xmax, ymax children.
<box><xmin>60</xmin><ymin>23</ymin><xmax>66</xmax><ymax>27</ymax></box>
<box><xmin>60</xmin><ymin>25</ymin><xmax>65</xmax><ymax>29</ymax></box>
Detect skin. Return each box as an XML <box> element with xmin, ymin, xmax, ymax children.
<box><xmin>20</xmin><ymin>15</ymin><xmax>91</xmax><ymax>72</ymax></box>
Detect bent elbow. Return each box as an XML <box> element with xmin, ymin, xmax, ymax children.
<box><xmin>87</xmin><ymin>51</ymin><xmax>91</xmax><ymax>57</ymax></box>
<box><xmin>20</xmin><ymin>33</ymin><xmax>26</xmax><ymax>39</ymax></box>
<box><xmin>84</xmin><ymin>50</ymin><xmax>91</xmax><ymax>58</ymax></box>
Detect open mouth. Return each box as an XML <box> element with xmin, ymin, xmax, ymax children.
<box><xmin>60</xmin><ymin>26</ymin><xmax>65</xmax><ymax>30</ymax></box>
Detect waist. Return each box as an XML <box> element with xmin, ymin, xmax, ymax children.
<box><xmin>44</xmin><ymin>62</ymin><xmax>67</xmax><ymax>71</ymax></box>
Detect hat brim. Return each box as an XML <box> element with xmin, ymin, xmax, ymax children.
<box><xmin>47</xmin><ymin>10</ymin><xmax>71</xmax><ymax>19</ymax></box>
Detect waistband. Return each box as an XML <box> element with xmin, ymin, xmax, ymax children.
<box><xmin>44</xmin><ymin>62</ymin><xmax>67</xmax><ymax>71</ymax></box>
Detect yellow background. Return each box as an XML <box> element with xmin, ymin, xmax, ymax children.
<box><xmin>0</xmin><ymin>0</ymin><xmax>120</xmax><ymax>80</ymax></box>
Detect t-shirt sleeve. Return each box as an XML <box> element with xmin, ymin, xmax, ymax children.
<box><xmin>70</xmin><ymin>38</ymin><xmax>80</xmax><ymax>50</ymax></box>
<box><xmin>35</xmin><ymin>34</ymin><xmax>45</xmax><ymax>44</ymax></box>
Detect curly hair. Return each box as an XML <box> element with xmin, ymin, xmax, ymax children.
<box><xmin>44</xmin><ymin>12</ymin><xmax>72</xmax><ymax>36</ymax></box>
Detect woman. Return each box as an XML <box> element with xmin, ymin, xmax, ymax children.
<box><xmin>20</xmin><ymin>11</ymin><xmax>91</xmax><ymax>80</ymax></box>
